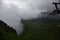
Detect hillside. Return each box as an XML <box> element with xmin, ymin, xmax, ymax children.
<box><xmin>0</xmin><ymin>15</ymin><xmax>60</xmax><ymax>40</ymax></box>
<box><xmin>0</xmin><ymin>20</ymin><xmax>18</xmax><ymax>40</ymax></box>
<box><xmin>0</xmin><ymin>12</ymin><xmax>60</xmax><ymax>40</ymax></box>
<box><xmin>20</xmin><ymin>16</ymin><xmax>60</xmax><ymax>40</ymax></box>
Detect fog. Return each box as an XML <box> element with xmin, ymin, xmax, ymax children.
<box><xmin>0</xmin><ymin>0</ymin><xmax>59</xmax><ymax>34</ymax></box>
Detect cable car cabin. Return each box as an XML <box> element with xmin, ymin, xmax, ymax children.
<box><xmin>49</xmin><ymin>2</ymin><xmax>60</xmax><ymax>15</ymax></box>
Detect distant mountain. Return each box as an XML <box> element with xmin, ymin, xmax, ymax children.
<box><xmin>23</xmin><ymin>11</ymin><xmax>60</xmax><ymax>23</ymax></box>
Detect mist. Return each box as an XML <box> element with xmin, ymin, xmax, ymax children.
<box><xmin>0</xmin><ymin>0</ymin><xmax>59</xmax><ymax>34</ymax></box>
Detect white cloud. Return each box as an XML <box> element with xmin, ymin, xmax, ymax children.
<box><xmin>2</xmin><ymin>0</ymin><xmax>58</xmax><ymax>10</ymax></box>
<box><xmin>0</xmin><ymin>0</ymin><xmax>59</xmax><ymax>35</ymax></box>
<box><xmin>2</xmin><ymin>0</ymin><xmax>31</xmax><ymax>9</ymax></box>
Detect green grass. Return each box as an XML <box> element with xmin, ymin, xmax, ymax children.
<box><xmin>20</xmin><ymin>21</ymin><xmax>60</xmax><ymax>40</ymax></box>
<box><xmin>0</xmin><ymin>20</ymin><xmax>60</xmax><ymax>40</ymax></box>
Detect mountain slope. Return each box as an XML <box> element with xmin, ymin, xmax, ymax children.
<box><xmin>20</xmin><ymin>17</ymin><xmax>60</xmax><ymax>40</ymax></box>
<box><xmin>0</xmin><ymin>20</ymin><xmax>17</xmax><ymax>40</ymax></box>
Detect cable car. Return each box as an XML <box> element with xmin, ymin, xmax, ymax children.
<box><xmin>49</xmin><ymin>0</ymin><xmax>60</xmax><ymax>15</ymax></box>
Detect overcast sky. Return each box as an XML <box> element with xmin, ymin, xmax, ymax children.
<box><xmin>2</xmin><ymin>0</ymin><xmax>59</xmax><ymax>10</ymax></box>
<box><xmin>0</xmin><ymin>0</ymin><xmax>59</xmax><ymax>34</ymax></box>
